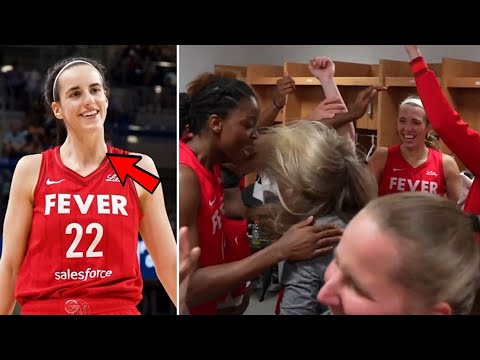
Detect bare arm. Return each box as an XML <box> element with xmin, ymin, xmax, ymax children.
<box><xmin>180</xmin><ymin>163</ymin><xmax>288</xmax><ymax>306</ymax></box>
<box><xmin>367</xmin><ymin>147</ymin><xmax>388</xmax><ymax>185</ymax></box>
<box><xmin>316</xmin><ymin>86</ymin><xmax>386</xmax><ymax>131</ymax></box>
<box><xmin>308</xmin><ymin>56</ymin><xmax>353</xmax><ymax>140</ymax></box>
<box><xmin>178</xmin><ymin>226</ymin><xmax>200</xmax><ymax>315</ymax></box>
<box><xmin>133</xmin><ymin>153</ymin><xmax>177</xmax><ymax>308</ymax></box>
<box><xmin>180</xmin><ymin>166</ymin><xmax>343</xmax><ymax>307</ymax></box>
<box><xmin>443</xmin><ymin>154</ymin><xmax>460</xmax><ymax>203</ymax></box>
<box><xmin>223</xmin><ymin>187</ymin><xmax>247</xmax><ymax>219</ymax></box>
<box><xmin>257</xmin><ymin>74</ymin><xmax>295</xmax><ymax>129</ymax></box>
<box><xmin>0</xmin><ymin>154</ymin><xmax>41</xmax><ymax>314</ymax></box>
<box><xmin>458</xmin><ymin>172</ymin><xmax>474</xmax><ymax>209</ymax></box>
<box><xmin>189</xmin><ymin>218</ymin><xmax>341</xmax><ymax>307</ymax></box>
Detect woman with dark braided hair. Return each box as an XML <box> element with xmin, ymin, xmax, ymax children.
<box><xmin>179</xmin><ymin>72</ymin><xmax>343</xmax><ymax>315</ymax></box>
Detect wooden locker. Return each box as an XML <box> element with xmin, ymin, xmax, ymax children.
<box><xmin>246</xmin><ymin>64</ymin><xmax>284</xmax><ymax>124</ymax></box>
<box><xmin>214</xmin><ymin>64</ymin><xmax>247</xmax><ymax>81</ymax></box>
<box><xmin>377</xmin><ymin>59</ymin><xmax>441</xmax><ymax>148</ymax></box>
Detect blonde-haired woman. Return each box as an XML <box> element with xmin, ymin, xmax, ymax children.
<box><xmin>368</xmin><ymin>95</ymin><xmax>459</xmax><ymax>202</ymax></box>
<box><xmin>253</xmin><ymin>120</ymin><xmax>378</xmax><ymax>315</ymax></box>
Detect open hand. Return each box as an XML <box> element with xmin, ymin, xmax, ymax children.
<box><xmin>307</xmin><ymin>96</ymin><xmax>347</xmax><ymax>120</ymax></box>
<box><xmin>273</xmin><ymin>73</ymin><xmax>295</xmax><ymax>108</ymax></box>
<box><xmin>179</xmin><ymin>227</ymin><xmax>200</xmax><ymax>314</ymax></box>
<box><xmin>348</xmin><ymin>85</ymin><xmax>387</xmax><ymax>120</ymax></box>
<box><xmin>276</xmin><ymin>216</ymin><xmax>343</xmax><ymax>261</ymax></box>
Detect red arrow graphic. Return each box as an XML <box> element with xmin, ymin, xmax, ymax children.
<box><xmin>106</xmin><ymin>153</ymin><xmax>160</xmax><ymax>194</ymax></box>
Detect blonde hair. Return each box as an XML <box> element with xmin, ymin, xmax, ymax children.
<box><xmin>254</xmin><ymin>120</ymin><xmax>377</xmax><ymax>240</ymax></box>
<box><xmin>399</xmin><ymin>95</ymin><xmax>439</xmax><ymax>150</ymax></box>
<box><xmin>366</xmin><ymin>192</ymin><xmax>480</xmax><ymax>315</ymax></box>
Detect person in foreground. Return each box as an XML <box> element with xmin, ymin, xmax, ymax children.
<box><xmin>318</xmin><ymin>192</ymin><xmax>480</xmax><ymax>315</ymax></box>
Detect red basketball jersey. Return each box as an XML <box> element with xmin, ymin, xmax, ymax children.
<box><xmin>378</xmin><ymin>144</ymin><xmax>446</xmax><ymax>197</ymax></box>
<box><xmin>222</xmin><ymin>218</ymin><xmax>250</xmax><ymax>299</ymax></box>
<box><xmin>179</xmin><ymin>142</ymin><xmax>225</xmax><ymax>314</ymax></box>
<box><xmin>16</xmin><ymin>145</ymin><xmax>143</xmax><ymax>315</ymax></box>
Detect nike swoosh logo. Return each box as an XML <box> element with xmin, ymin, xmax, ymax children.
<box><xmin>46</xmin><ymin>178</ymin><xmax>65</xmax><ymax>185</ymax></box>
<box><xmin>393</xmin><ymin>168</ymin><xmax>404</xmax><ymax>172</ymax></box>
<box><xmin>208</xmin><ymin>196</ymin><xmax>216</xmax><ymax>206</ymax></box>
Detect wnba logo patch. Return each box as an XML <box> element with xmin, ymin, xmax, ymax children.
<box><xmin>106</xmin><ymin>174</ymin><xmax>121</xmax><ymax>182</ymax></box>
<box><xmin>64</xmin><ymin>299</ymin><xmax>90</xmax><ymax>315</ymax></box>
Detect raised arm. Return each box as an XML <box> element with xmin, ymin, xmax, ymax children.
<box><xmin>258</xmin><ymin>74</ymin><xmax>295</xmax><ymax>129</ymax></box>
<box><xmin>319</xmin><ymin>86</ymin><xmax>386</xmax><ymax>132</ymax></box>
<box><xmin>0</xmin><ymin>155</ymin><xmax>40</xmax><ymax>314</ymax></box>
<box><xmin>135</xmin><ymin>153</ymin><xmax>177</xmax><ymax>308</ymax></box>
<box><xmin>308</xmin><ymin>56</ymin><xmax>354</xmax><ymax>140</ymax></box>
<box><xmin>405</xmin><ymin>45</ymin><xmax>480</xmax><ymax>177</ymax></box>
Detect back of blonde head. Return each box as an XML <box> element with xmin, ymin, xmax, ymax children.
<box><xmin>254</xmin><ymin>120</ymin><xmax>377</xmax><ymax>239</ymax></box>
<box><xmin>366</xmin><ymin>192</ymin><xmax>480</xmax><ymax>315</ymax></box>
